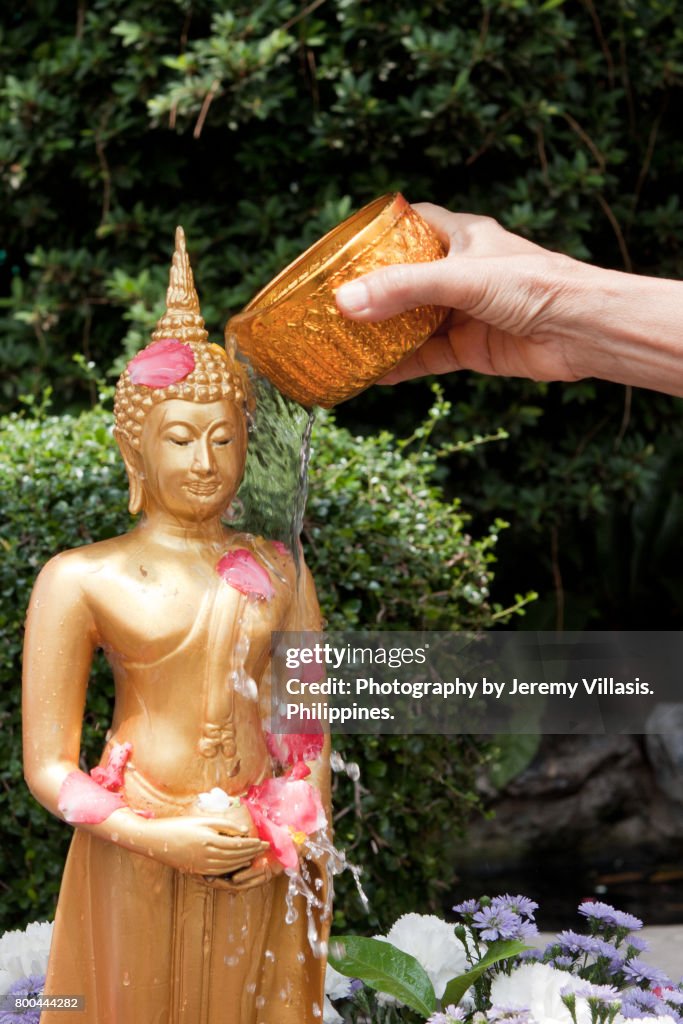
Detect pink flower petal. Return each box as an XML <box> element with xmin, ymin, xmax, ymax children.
<box><xmin>216</xmin><ymin>549</ymin><xmax>274</xmax><ymax>600</ymax></box>
<box><xmin>245</xmin><ymin>770</ymin><xmax>327</xmax><ymax>868</ymax></box>
<box><xmin>266</xmin><ymin>727</ymin><xmax>324</xmax><ymax>768</ymax></box>
<box><xmin>272</xmin><ymin>541</ymin><xmax>290</xmax><ymax>557</ymax></box>
<box><xmin>247</xmin><ymin>803</ymin><xmax>299</xmax><ymax>870</ymax></box>
<box><xmin>128</xmin><ymin>338</ymin><xmax>195</xmax><ymax>388</ymax></box>
<box><xmin>58</xmin><ymin>770</ymin><xmax>127</xmax><ymax>824</ymax></box>
<box><xmin>90</xmin><ymin>741</ymin><xmax>133</xmax><ymax>791</ymax></box>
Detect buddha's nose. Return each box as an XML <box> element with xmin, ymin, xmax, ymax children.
<box><xmin>192</xmin><ymin>438</ymin><xmax>215</xmax><ymax>474</ymax></box>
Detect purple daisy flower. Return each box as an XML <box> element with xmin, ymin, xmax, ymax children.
<box><xmin>623</xmin><ymin>957</ymin><xmax>673</xmax><ymax>987</ymax></box>
<box><xmin>572</xmin><ymin>981</ymin><xmax>620</xmax><ymax>1003</ymax></box>
<box><xmin>452</xmin><ymin>899</ymin><xmax>480</xmax><ymax>915</ymax></box>
<box><xmin>517</xmin><ymin>949</ymin><xmax>543</xmax><ymax>962</ymax></box>
<box><xmin>578</xmin><ymin>900</ymin><xmax>643</xmax><ymax>931</ymax></box>
<box><xmin>490</xmin><ymin>895</ymin><xmax>539</xmax><ymax>919</ymax></box>
<box><xmin>556</xmin><ymin>930</ymin><xmax>616</xmax><ymax>958</ymax></box>
<box><xmin>472</xmin><ymin>906</ymin><xmax>522</xmax><ymax>942</ymax></box>
<box><xmin>619</xmin><ymin>988</ymin><xmax>666</xmax><ymax>1017</ymax></box>
<box><xmin>0</xmin><ymin>974</ymin><xmax>46</xmax><ymax>1024</ymax></box>
<box><xmin>550</xmin><ymin>955</ymin><xmax>575</xmax><ymax>969</ymax></box>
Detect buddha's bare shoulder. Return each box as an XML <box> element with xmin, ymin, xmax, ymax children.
<box><xmin>33</xmin><ymin>533</ymin><xmax>141</xmax><ymax>593</ymax></box>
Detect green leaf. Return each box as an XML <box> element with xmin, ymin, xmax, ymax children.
<box><xmin>328</xmin><ymin>936</ymin><xmax>436</xmax><ymax>1017</ymax></box>
<box><xmin>442</xmin><ymin>940</ymin><xmax>530</xmax><ymax>1006</ymax></box>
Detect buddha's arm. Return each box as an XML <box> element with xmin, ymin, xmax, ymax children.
<box><xmin>22</xmin><ymin>552</ymin><xmax>268</xmax><ymax>874</ymax></box>
<box><xmin>22</xmin><ymin>553</ymin><xmax>98</xmax><ymax>816</ymax></box>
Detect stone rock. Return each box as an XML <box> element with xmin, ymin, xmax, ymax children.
<box><xmin>645</xmin><ymin>703</ymin><xmax>683</xmax><ymax>806</ymax></box>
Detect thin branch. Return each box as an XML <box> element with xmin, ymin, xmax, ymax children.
<box><xmin>535</xmin><ymin>124</ymin><xmax>549</xmax><ymax>185</ymax></box>
<box><xmin>596</xmin><ymin>193</ymin><xmax>632</xmax><ymax>272</ymax></box>
<box><xmin>633</xmin><ymin>97</ymin><xmax>667</xmax><ymax>213</ymax></box>
<box><xmin>95</xmin><ymin>136</ymin><xmax>112</xmax><ymax>225</ymax></box>
<box><xmin>171</xmin><ymin>5</ymin><xmax>194</xmax><ymax>129</ymax></box>
<box><xmin>561</xmin><ymin>111</ymin><xmax>606</xmax><ymax>172</ymax></box>
<box><xmin>281</xmin><ymin>0</ymin><xmax>328</xmax><ymax>34</ymax></box>
<box><xmin>550</xmin><ymin>525</ymin><xmax>564</xmax><ymax>633</ymax></box>
<box><xmin>581</xmin><ymin>0</ymin><xmax>615</xmax><ymax>86</ymax></box>
<box><xmin>614</xmin><ymin>384</ymin><xmax>633</xmax><ymax>449</ymax></box>
<box><xmin>75</xmin><ymin>0</ymin><xmax>86</xmax><ymax>40</ymax></box>
<box><xmin>193</xmin><ymin>78</ymin><xmax>220</xmax><ymax>139</ymax></box>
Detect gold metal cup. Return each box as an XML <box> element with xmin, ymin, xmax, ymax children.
<box><xmin>226</xmin><ymin>193</ymin><xmax>447</xmax><ymax>408</ymax></box>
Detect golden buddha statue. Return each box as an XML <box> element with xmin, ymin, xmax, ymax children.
<box><xmin>22</xmin><ymin>228</ymin><xmax>331</xmax><ymax>1023</ymax></box>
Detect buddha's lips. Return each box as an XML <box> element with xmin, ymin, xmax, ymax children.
<box><xmin>184</xmin><ymin>481</ymin><xmax>219</xmax><ymax>495</ymax></box>
<box><xmin>127</xmin><ymin>337</ymin><xmax>195</xmax><ymax>388</ymax></box>
<box><xmin>216</xmin><ymin>549</ymin><xmax>274</xmax><ymax>600</ymax></box>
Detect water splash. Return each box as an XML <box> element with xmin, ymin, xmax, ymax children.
<box><xmin>330</xmin><ymin>750</ymin><xmax>360</xmax><ymax>781</ymax></box>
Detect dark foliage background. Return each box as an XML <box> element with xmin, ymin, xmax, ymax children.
<box><xmin>3</xmin><ymin>0</ymin><xmax>683</xmax><ymax>930</ymax></box>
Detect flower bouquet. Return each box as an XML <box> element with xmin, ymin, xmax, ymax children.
<box><xmin>325</xmin><ymin>897</ymin><xmax>683</xmax><ymax>1024</ymax></box>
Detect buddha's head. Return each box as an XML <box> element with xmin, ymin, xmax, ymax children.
<box><xmin>114</xmin><ymin>227</ymin><xmax>249</xmax><ymax>521</ymax></box>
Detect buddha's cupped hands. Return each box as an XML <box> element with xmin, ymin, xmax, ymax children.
<box><xmin>335</xmin><ymin>203</ymin><xmax>585</xmax><ymax>386</ymax></box>
<box><xmin>139</xmin><ymin>815</ymin><xmax>269</xmax><ymax>875</ymax></box>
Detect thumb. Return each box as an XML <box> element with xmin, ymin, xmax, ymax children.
<box><xmin>203</xmin><ymin>816</ymin><xmax>250</xmax><ymax>836</ymax></box>
<box><xmin>335</xmin><ymin>258</ymin><xmax>470</xmax><ymax>322</ymax></box>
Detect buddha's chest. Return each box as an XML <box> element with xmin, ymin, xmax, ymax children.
<box><xmin>89</xmin><ymin>559</ymin><xmax>279</xmax><ymax>671</ymax></box>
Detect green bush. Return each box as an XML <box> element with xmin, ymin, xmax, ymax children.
<box><xmin>2</xmin><ymin>0</ymin><xmax>683</xmax><ymax>636</ymax></box>
<box><xmin>0</xmin><ymin>393</ymin><xmax>518</xmax><ymax>931</ymax></box>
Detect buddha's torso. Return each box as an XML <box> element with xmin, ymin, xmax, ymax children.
<box><xmin>76</xmin><ymin>527</ymin><xmax>296</xmax><ymax>803</ymax></box>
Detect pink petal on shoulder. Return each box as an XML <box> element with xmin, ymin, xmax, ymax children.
<box><xmin>127</xmin><ymin>338</ymin><xmax>195</xmax><ymax>387</ymax></box>
<box><xmin>272</xmin><ymin>541</ymin><xmax>290</xmax><ymax>557</ymax></box>
<box><xmin>216</xmin><ymin>549</ymin><xmax>274</xmax><ymax>600</ymax></box>
<box><xmin>58</xmin><ymin>770</ymin><xmax>127</xmax><ymax>824</ymax></box>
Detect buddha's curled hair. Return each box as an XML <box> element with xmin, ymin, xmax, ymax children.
<box><xmin>113</xmin><ymin>226</ymin><xmax>248</xmax><ymax>448</ymax></box>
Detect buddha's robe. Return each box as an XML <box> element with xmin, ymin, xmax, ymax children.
<box><xmin>40</xmin><ymin>555</ymin><xmax>329</xmax><ymax>1024</ymax></box>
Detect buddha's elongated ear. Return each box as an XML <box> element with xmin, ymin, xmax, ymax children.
<box><xmin>114</xmin><ymin>429</ymin><xmax>145</xmax><ymax>516</ymax></box>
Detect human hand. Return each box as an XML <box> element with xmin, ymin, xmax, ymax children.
<box><xmin>335</xmin><ymin>203</ymin><xmax>587</xmax><ymax>386</ymax></box>
<box><xmin>134</xmin><ymin>814</ymin><xmax>269</xmax><ymax>876</ymax></box>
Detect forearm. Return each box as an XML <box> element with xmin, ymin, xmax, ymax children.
<box><xmin>546</xmin><ymin>259</ymin><xmax>683</xmax><ymax>396</ymax></box>
<box><xmin>25</xmin><ymin>758</ymin><xmax>151</xmax><ymax>851</ymax></box>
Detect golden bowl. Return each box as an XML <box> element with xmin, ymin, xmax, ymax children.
<box><xmin>226</xmin><ymin>193</ymin><xmax>447</xmax><ymax>408</ymax></box>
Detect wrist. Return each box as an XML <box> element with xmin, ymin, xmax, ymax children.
<box><xmin>553</xmin><ymin>259</ymin><xmax>683</xmax><ymax>395</ymax></box>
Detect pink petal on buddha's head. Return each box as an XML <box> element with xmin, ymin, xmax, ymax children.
<box><xmin>127</xmin><ymin>338</ymin><xmax>195</xmax><ymax>387</ymax></box>
<box><xmin>216</xmin><ymin>549</ymin><xmax>274</xmax><ymax>600</ymax></box>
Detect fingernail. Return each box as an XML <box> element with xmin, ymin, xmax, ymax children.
<box><xmin>336</xmin><ymin>280</ymin><xmax>370</xmax><ymax>313</ymax></box>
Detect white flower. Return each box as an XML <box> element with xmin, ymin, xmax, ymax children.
<box><xmin>196</xmin><ymin>787</ymin><xmax>238</xmax><ymax>812</ymax></box>
<box><xmin>324</xmin><ymin>962</ymin><xmax>355</xmax><ymax>1001</ymax></box>
<box><xmin>0</xmin><ymin>920</ymin><xmax>54</xmax><ymax>994</ymax></box>
<box><xmin>490</xmin><ymin>964</ymin><xmax>591</xmax><ymax>1024</ymax></box>
<box><xmin>322</xmin><ymin>995</ymin><xmax>344</xmax><ymax>1023</ymax></box>
<box><xmin>378</xmin><ymin>913</ymin><xmax>469</xmax><ymax>1000</ymax></box>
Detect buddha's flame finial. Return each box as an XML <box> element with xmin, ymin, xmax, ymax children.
<box><xmin>151</xmin><ymin>225</ymin><xmax>209</xmax><ymax>345</ymax></box>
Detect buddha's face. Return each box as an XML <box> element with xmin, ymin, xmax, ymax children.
<box><xmin>136</xmin><ymin>398</ymin><xmax>247</xmax><ymax>524</ymax></box>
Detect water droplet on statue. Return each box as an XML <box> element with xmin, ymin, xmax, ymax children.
<box><xmin>264</xmin><ymin>949</ymin><xmax>275</xmax><ymax>962</ymax></box>
<box><xmin>312</xmin><ymin>1002</ymin><xmax>322</xmax><ymax>1018</ymax></box>
<box><xmin>255</xmin><ymin>996</ymin><xmax>266</xmax><ymax>1009</ymax></box>
<box><xmin>122</xmin><ymin>971</ymin><xmax>130</xmax><ymax>987</ymax></box>
<box><xmin>246</xmin><ymin>982</ymin><xmax>256</xmax><ymax>994</ymax></box>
